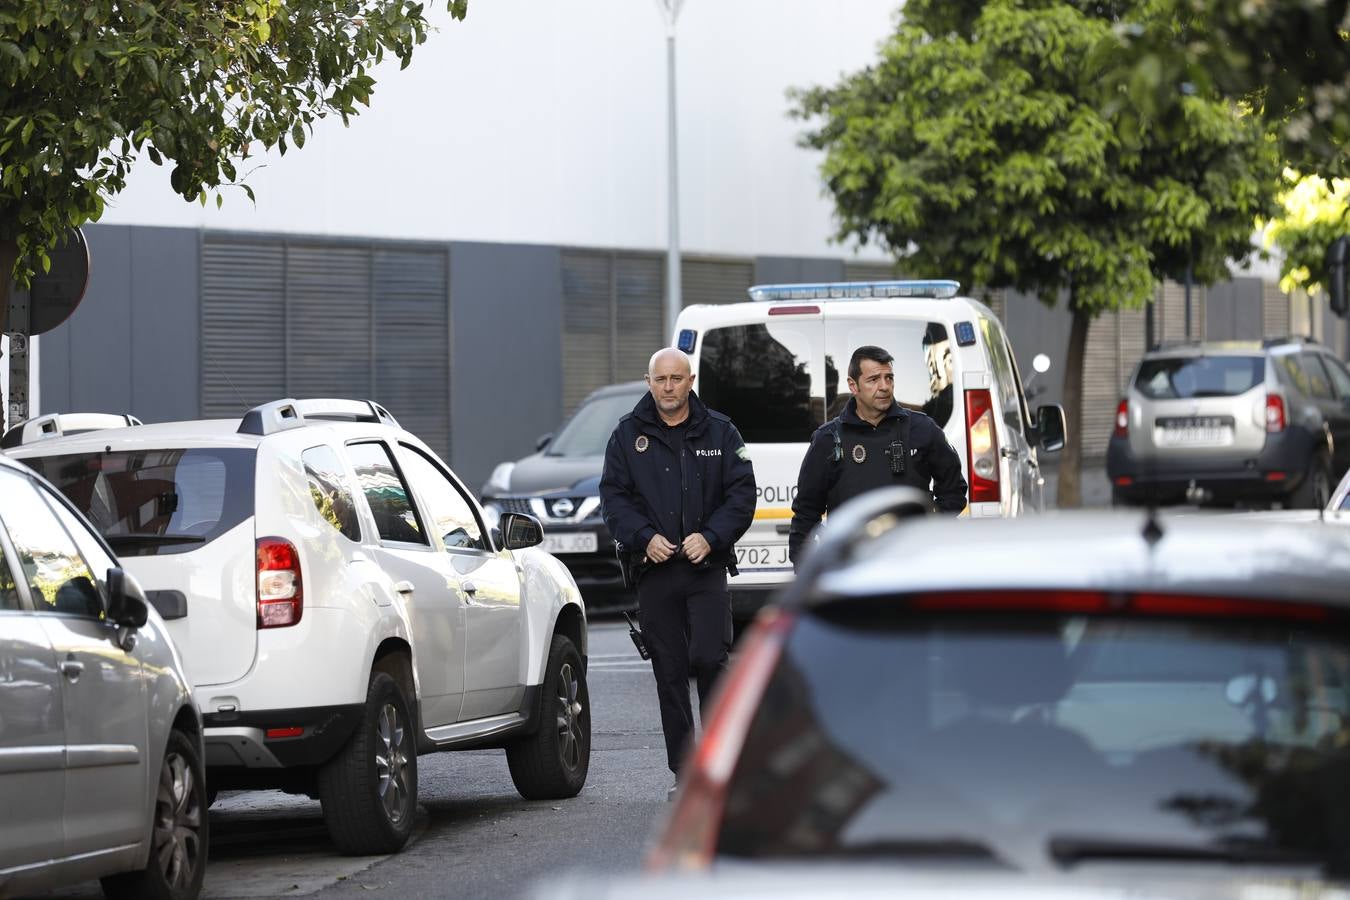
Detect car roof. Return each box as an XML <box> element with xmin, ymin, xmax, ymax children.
<box><xmin>807</xmin><ymin>508</ymin><xmax>1350</xmax><ymax>610</ymax></box>
<box><xmin>583</xmin><ymin>380</ymin><xmax>646</xmax><ymax>401</ymax></box>
<box><xmin>3</xmin><ymin>419</ymin><xmax>264</xmax><ymax>456</ymax></box>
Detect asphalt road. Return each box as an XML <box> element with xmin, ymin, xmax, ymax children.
<box><xmin>28</xmin><ymin>620</ymin><xmax>679</xmax><ymax>900</ymax></box>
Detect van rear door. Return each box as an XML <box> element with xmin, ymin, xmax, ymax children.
<box><xmin>693</xmin><ymin>313</ymin><xmax>826</xmax><ymax>584</ymax></box>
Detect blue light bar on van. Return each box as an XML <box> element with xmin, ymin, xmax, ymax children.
<box><xmin>747</xmin><ymin>280</ymin><xmax>961</xmax><ymax>302</ymax></box>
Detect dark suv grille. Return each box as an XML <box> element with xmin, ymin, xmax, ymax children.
<box><xmin>497</xmin><ymin>498</ymin><xmax>535</xmax><ymax>515</ymax></box>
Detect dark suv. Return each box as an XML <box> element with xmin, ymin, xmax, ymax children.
<box><xmin>482</xmin><ymin>381</ymin><xmax>645</xmax><ymax>609</ymax></box>
<box><xmin>1107</xmin><ymin>337</ymin><xmax>1350</xmax><ymax>508</ymax></box>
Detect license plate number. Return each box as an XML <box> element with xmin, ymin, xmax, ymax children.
<box><xmin>1156</xmin><ymin>420</ymin><xmax>1233</xmax><ymax>446</ymax></box>
<box><xmin>541</xmin><ymin>532</ymin><xmax>597</xmax><ymax>555</ymax></box>
<box><xmin>735</xmin><ymin>543</ymin><xmax>791</xmax><ymax>570</ymax></box>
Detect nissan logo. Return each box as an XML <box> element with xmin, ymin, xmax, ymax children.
<box><xmin>549</xmin><ymin>498</ymin><xmax>575</xmax><ymax>518</ymax></box>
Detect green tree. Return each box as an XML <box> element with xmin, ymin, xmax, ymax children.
<box><xmin>0</xmin><ymin>0</ymin><xmax>468</xmax><ymax>290</ymax></box>
<box><xmin>791</xmin><ymin>0</ymin><xmax>1280</xmax><ymax>507</ymax></box>
<box><xmin>1108</xmin><ymin>0</ymin><xmax>1349</xmax><ymax>176</ymax></box>
<box><xmin>1263</xmin><ymin>171</ymin><xmax>1350</xmax><ymax>298</ymax></box>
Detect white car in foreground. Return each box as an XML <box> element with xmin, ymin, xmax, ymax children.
<box><xmin>5</xmin><ymin>399</ymin><xmax>590</xmax><ymax>856</ymax></box>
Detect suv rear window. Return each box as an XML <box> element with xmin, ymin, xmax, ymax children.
<box><xmin>1134</xmin><ymin>356</ymin><xmax>1264</xmax><ymax>399</ymax></box>
<box><xmin>719</xmin><ymin>605</ymin><xmax>1350</xmax><ymax>870</ymax></box>
<box><xmin>21</xmin><ymin>448</ymin><xmax>256</xmax><ymax>557</ymax></box>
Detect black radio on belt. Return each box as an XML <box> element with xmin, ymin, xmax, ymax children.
<box><xmin>885</xmin><ymin>441</ymin><xmax>907</xmax><ymax>476</ymax></box>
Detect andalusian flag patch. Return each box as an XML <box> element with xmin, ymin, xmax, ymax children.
<box><xmin>735</xmin><ymin>445</ymin><xmax>750</xmax><ymax>461</ymax></box>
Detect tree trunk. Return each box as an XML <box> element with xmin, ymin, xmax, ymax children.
<box><xmin>0</xmin><ymin>237</ymin><xmax>15</xmax><ymax>333</ymax></box>
<box><xmin>1056</xmin><ymin>299</ymin><xmax>1092</xmax><ymax>509</ymax></box>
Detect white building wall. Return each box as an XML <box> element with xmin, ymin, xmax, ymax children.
<box><xmin>99</xmin><ymin>1</ymin><xmax>899</xmax><ymax>261</ymax></box>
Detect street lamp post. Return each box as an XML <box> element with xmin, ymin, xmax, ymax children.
<box><xmin>656</xmin><ymin>0</ymin><xmax>684</xmax><ymax>344</ymax></box>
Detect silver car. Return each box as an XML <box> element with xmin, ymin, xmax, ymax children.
<box><xmin>1107</xmin><ymin>337</ymin><xmax>1350</xmax><ymax>508</ymax></box>
<box><xmin>0</xmin><ymin>454</ymin><xmax>207</xmax><ymax>899</ymax></box>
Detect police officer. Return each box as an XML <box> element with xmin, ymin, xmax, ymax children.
<box><xmin>600</xmin><ymin>347</ymin><xmax>756</xmax><ymax>797</ymax></box>
<box><xmin>789</xmin><ymin>344</ymin><xmax>967</xmax><ymax>567</ymax></box>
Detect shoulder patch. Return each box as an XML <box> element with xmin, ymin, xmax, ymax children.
<box><xmin>735</xmin><ymin>445</ymin><xmax>750</xmax><ymax>462</ymax></box>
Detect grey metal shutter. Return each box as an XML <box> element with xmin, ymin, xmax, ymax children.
<box><xmin>201</xmin><ymin>237</ymin><xmax>285</xmax><ymax>418</ymax></box>
<box><xmin>375</xmin><ymin>249</ymin><xmax>450</xmax><ymax>459</ymax></box>
<box><xmin>561</xmin><ymin>250</ymin><xmax>614</xmax><ymax>414</ymax></box>
<box><xmin>286</xmin><ymin>245</ymin><xmax>372</xmax><ymax>399</ymax></box>
<box><xmin>1117</xmin><ymin>305</ymin><xmax>1147</xmax><ymax>398</ymax></box>
<box><xmin>843</xmin><ymin>260</ymin><xmax>898</xmax><ymax>283</ymax></box>
<box><xmin>682</xmin><ymin>257</ymin><xmax>752</xmax><ymax>307</ymax></box>
<box><xmin>1263</xmin><ymin>281</ymin><xmax>1290</xmax><ymax>338</ymax></box>
<box><xmin>615</xmin><ymin>254</ymin><xmax>664</xmax><ymax>383</ymax></box>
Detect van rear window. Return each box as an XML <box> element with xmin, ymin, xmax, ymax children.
<box><xmin>20</xmin><ymin>448</ymin><xmax>256</xmax><ymax>556</ymax></box>
<box><xmin>699</xmin><ymin>323</ymin><xmax>823</xmax><ymax>443</ymax></box>
<box><xmin>1134</xmin><ymin>356</ymin><xmax>1264</xmax><ymax>399</ymax></box>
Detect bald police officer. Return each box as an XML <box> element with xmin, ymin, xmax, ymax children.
<box><xmin>789</xmin><ymin>344</ymin><xmax>967</xmax><ymax>567</ymax></box>
<box><xmin>600</xmin><ymin>347</ymin><xmax>756</xmax><ymax>797</ymax></box>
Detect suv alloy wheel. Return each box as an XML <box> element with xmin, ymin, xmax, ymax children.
<box><xmin>506</xmin><ymin>634</ymin><xmax>591</xmax><ymax>799</ymax></box>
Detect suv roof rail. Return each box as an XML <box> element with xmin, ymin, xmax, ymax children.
<box><xmin>1261</xmin><ymin>334</ymin><xmax>1320</xmax><ymax>348</ymax></box>
<box><xmin>0</xmin><ymin>412</ymin><xmax>143</xmax><ymax>449</ymax></box>
<box><xmin>747</xmin><ymin>279</ymin><xmax>961</xmax><ymax>302</ymax></box>
<box><xmin>776</xmin><ymin>486</ymin><xmax>933</xmax><ymax>607</ymax></box>
<box><xmin>238</xmin><ymin>398</ymin><xmax>400</xmax><ymax>436</ymax></box>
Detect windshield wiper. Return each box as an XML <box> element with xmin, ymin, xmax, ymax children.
<box><xmin>105</xmin><ymin>533</ymin><xmax>206</xmax><ymax>547</ymax></box>
<box><xmin>1049</xmin><ymin>836</ymin><xmax>1322</xmax><ymax>868</ymax></box>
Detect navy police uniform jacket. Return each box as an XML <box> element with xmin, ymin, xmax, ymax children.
<box><xmin>788</xmin><ymin>397</ymin><xmax>967</xmax><ymax>563</ymax></box>
<box><xmin>600</xmin><ymin>391</ymin><xmax>757</xmax><ymax>568</ymax></box>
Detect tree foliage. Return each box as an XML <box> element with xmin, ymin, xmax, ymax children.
<box><xmin>0</xmin><ymin>0</ymin><xmax>468</xmax><ymax>285</ymax></box>
<box><xmin>1263</xmin><ymin>171</ymin><xmax>1350</xmax><ymax>296</ymax></box>
<box><xmin>791</xmin><ymin>0</ymin><xmax>1280</xmax><ymax>504</ymax></box>
<box><xmin>1107</xmin><ymin>0</ymin><xmax>1349</xmax><ymax>176</ymax></box>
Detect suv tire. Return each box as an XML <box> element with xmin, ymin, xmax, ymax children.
<box><xmin>101</xmin><ymin>729</ymin><xmax>209</xmax><ymax>900</ymax></box>
<box><xmin>507</xmin><ymin>634</ymin><xmax>590</xmax><ymax>800</ymax></box>
<box><xmin>318</xmin><ymin>669</ymin><xmax>417</xmax><ymax>855</ymax></box>
<box><xmin>1291</xmin><ymin>455</ymin><xmax>1333</xmax><ymax>510</ymax></box>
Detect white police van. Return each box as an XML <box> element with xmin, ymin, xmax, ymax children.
<box><xmin>673</xmin><ymin>280</ymin><xmax>1067</xmax><ymax>620</ymax></box>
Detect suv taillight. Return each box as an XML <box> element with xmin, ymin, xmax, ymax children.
<box><xmin>257</xmin><ymin>537</ymin><xmax>302</xmax><ymax>628</ymax></box>
<box><xmin>647</xmin><ymin>607</ymin><xmax>796</xmax><ymax>871</ymax></box>
<box><xmin>1114</xmin><ymin>399</ymin><xmax>1129</xmax><ymax>438</ymax></box>
<box><xmin>1265</xmin><ymin>393</ymin><xmax>1286</xmax><ymax>433</ymax></box>
<box><xmin>964</xmin><ymin>388</ymin><xmax>1000</xmax><ymax>504</ymax></box>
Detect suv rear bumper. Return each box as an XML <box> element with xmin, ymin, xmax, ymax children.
<box><xmin>1106</xmin><ymin>431</ymin><xmax>1318</xmax><ymax>503</ymax></box>
<box><xmin>202</xmin><ymin>703</ymin><xmax>363</xmax><ymax>769</ymax></box>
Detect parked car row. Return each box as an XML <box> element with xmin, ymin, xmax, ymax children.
<box><xmin>0</xmin><ymin>398</ymin><xmax>592</xmax><ymax>899</ymax></box>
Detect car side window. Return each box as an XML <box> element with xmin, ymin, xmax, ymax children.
<box><xmin>1297</xmin><ymin>354</ymin><xmax>1335</xmax><ymax>400</ymax></box>
<box><xmin>302</xmin><ymin>445</ymin><xmax>362</xmax><ymax>542</ymax></box>
<box><xmin>346</xmin><ymin>441</ymin><xmax>429</xmax><ymax>546</ymax></box>
<box><xmin>41</xmin><ymin>485</ymin><xmax>118</xmax><ymax>591</ymax></box>
<box><xmin>0</xmin><ymin>472</ymin><xmax>104</xmax><ymax>618</ymax></box>
<box><xmin>0</xmin><ymin>522</ymin><xmax>21</xmax><ymax>611</ymax></box>
<box><xmin>1321</xmin><ymin>355</ymin><xmax>1350</xmax><ymax>400</ymax></box>
<box><xmin>395</xmin><ymin>445</ymin><xmax>488</xmax><ymax>553</ymax></box>
<box><xmin>978</xmin><ymin>317</ymin><xmax>1026</xmax><ymax>435</ymax></box>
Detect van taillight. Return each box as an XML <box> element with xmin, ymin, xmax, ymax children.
<box><xmin>1265</xmin><ymin>393</ymin><xmax>1286</xmax><ymax>433</ymax></box>
<box><xmin>964</xmin><ymin>388</ymin><xmax>1000</xmax><ymax>504</ymax></box>
<box><xmin>647</xmin><ymin>607</ymin><xmax>796</xmax><ymax>871</ymax></box>
<box><xmin>257</xmin><ymin>537</ymin><xmax>302</xmax><ymax>628</ymax></box>
<box><xmin>1114</xmin><ymin>399</ymin><xmax>1129</xmax><ymax>438</ymax></box>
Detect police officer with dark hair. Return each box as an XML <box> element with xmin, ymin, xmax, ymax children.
<box><xmin>789</xmin><ymin>344</ymin><xmax>967</xmax><ymax>567</ymax></box>
<box><xmin>600</xmin><ymin>347</ymin><xmax>756</xmax><ymax>798</ymax></box>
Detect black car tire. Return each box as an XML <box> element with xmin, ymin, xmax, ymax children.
<box><xmin>506</xmin><ymin>634</ymin><xmax>591</xmax><ymax>800</ymax></box>
<box><xmin>317</xmin><ymin>668</ymin><xmax>417</xmax><ymax>855</ymax></box>
<box><xmin>1291</xmin><ymin>455</ymin><xmax>1333</xmax><ymax>510</ymax></box>
<box><xmin>101</xmin><ymin>729</ymin><xmax>209</xmax><ymax>900</ymax></box>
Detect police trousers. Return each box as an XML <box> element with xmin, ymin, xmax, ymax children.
<box><xmin>637</xmin><ymin>560</ymin><xmax>733</xmax><ymax>775</ymax></box>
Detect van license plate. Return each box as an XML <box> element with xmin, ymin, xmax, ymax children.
<box><xmin>735</xmin><ymin>544</ymin><xmax>791</xmax><ymax>571</ymax></box>
<box><xmin>541</xmin><ymin>533</ymin><xmax>597</xmax><ymax>555</ymax></box>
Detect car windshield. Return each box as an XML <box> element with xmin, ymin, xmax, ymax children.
<box><xmin>547</xmin><ymin>390</ymin><xmax>643</xmax><ymax>457</ymax></box>
<box><xmin>1135</xmin><ymin>356</ymin><xmax>1265</xmax><ymax>399</ymax></box>
<box><xmin>20</xmin><ymin>448</ymin><xmax>256</xmax><ymax>556</ymax></box>
<box><xmin>719</xmin><ymin>604</ymin><xmax>1350</xmax><ymax>876</ymax></box>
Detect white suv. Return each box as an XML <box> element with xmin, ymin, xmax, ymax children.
<box><xmin>4</xmin><ymin>399</ymin><xmax>590</xmax><ymax>855</ymax></box>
